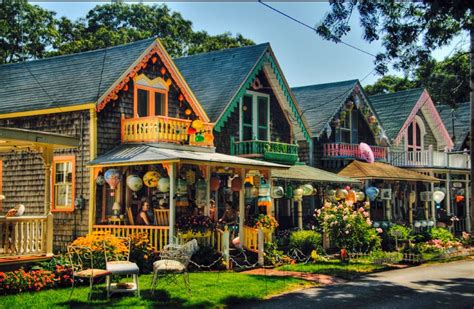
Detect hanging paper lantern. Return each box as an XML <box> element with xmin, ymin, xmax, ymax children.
<box><xmin>271</xmin><ymin>186</ymin><xmax>285</xmax><ymax>199</ymax></box>
<box><xmin>178</xmin><ymin>93</ymin><xmax>184</xmax><ymax>102</ymax></box>
<box><xmin>285</xmin><ymin>185</ymin><xmax>293</xmax><ymax>199</ymax></box>
<box><xmin>365</xmin><ymin>186</ymin><xmax>380</xmax><ymax>202</ymax></box>
<box><xmin>126</xmin><ymin>175</ymin><xmax>143</xmax><ymax>192</ymax></box>
<box><xmin>187</xmin><ymin>127</ymin><xmax>197</xmax><ymax>135</ymax></box>
<box><xmin>301</xmin><ymin>184</ymin><xmax>314</xmax><ymax>196</ymax></box>
<box><xmin>195</xmin><ymin>134</ymin><xmax>204</xmax><ymax>142</ymax></box>
<box><xmin>204</xmin><ymin>133</ymin><xmax>214</xmax><ymax>143</ymax></box>
<box><xmin>259</xmin><ymin>183</ymin><xmax>271</xmax><ymax>197</ymax></box>
<box><xmin>346</xmin><ymin>190</ymin><xmax>357</xmax><ymax>203</ymax></box>
<box><xmin>96</xmin><ymin>174</ymin><xmax>106</xmax><ymax>186</ymax></box>
<box><xmin>359</xmin><ymin>142</ymin><xmax>375</xmax><ymax>163</ymax></box>
<box><xmin>356</xmin><ymin>191</ymin><xmax>366</xmax><ymax>202</ymax></box>
<box><xmin>231</xmin><ymin>176</ymin><xmax>242</xmax><ymax>192</ymax></box>
<box><xmin>336</xmin><ymin>189</ymin><xmax>348</xmax><ymax>200</ymax></box>
<box><xmin>326</xmin><ymin>189</ymin><xmax>336</xmax><ymax>202</ymax></box>
<box><xmin>104</xmin><ymin>169</ymin><xmax>121</xmax><ymax>196</ymax></box>
<box><xmin>293</xmin><ymin>188</ymin><xmax>304</xmax><ymax>201</ymax></box>
<box><xmin>455</xmin><ymin>195</ymin><xmax>465</xmax><ymax>203</ymax></box>
<box><xmin>184</xmin><ymin>108</ymin><xmax>192</xmax><ymax>116</ymax></box>
<box><xmin>191</xmin><ymin>119</ymin><xmax>204</xmax><ymax>130</ymax></box>
<box><xmin>176</xmin><ymin>178</ymin><xmax>188</xmax><ymax>196</ymax></box>
<box><xmin>185</xmin><ymin>170</ymin><xmax>196</xmax><ymax>185</ymax></box>
<box><xmin>210</xmin><ymin>176</ymin><xmax>220</xmax><ymax>191</ymax></box>
<box><xmin>143</xmin><ymin>171</ymin><xmax>160</xmax><ymax>188</ymax></box>
<box><xmin>433</xmin><ymin>191</ymin><xmax>446</xmax><ymax>204</ymax></box>
<box><xmin>158</xmin><ymin>177</ymin><xmax>170</xmax><ymax>192</ymax></box>
<box><xmin>160</xmin><ymin>67</ymin><xmax>166</xmax><ymax>75</ymax></box>
<box><xmin>151</xmin><ymin>56</ymin><xmax>158</xmax><ymax>64</ymax></box>
<box><xmin>344</xmin><ymin>185</ymin><xmax>351</xmax><ymax>191</ymax></box>
<box><xmin>244</xmin><ymin>182</ymin><xmax>254</xmax><ymax>199</ymax></box>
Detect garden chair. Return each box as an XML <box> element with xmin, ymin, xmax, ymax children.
<box><xmin>67</xmin><ymin>245</ymin><xmax>111</xmax><ymax>301</ymax></box>
<box><xmin>126</xmin><ymin>207</ymin><xmax>135</xmax><ymax>225</ymax></box>
<box><xmin>154</xmin><ymin>209</ymin><xmax>169</xmax><ymax>226</ymax></box>
<box><xmin>104</xmin><ymin>236</ymin><xmax>140</xmax><ymax>298</ymax></box>
<box><xmin>151</xmin><ymin>239</ymin><xmax>199</xmax><ymax>294</ymax></box>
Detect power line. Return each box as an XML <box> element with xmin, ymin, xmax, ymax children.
<box><xmin>258</xmin><ymin>1</ymin><xmax>377</xmax><ymax>58</ymax></box>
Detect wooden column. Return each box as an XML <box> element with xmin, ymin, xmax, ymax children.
<box><xmin>42</xmin><ymin>146</ymin><xmax>54</xmax><ymax>256</ymax></box>
<box><xmin>88</xmin><ymin>108</ymin><xmax>98</xmax><ymax>233</ymax></box>
<box><xmin>238</xmin><ymin>168</ymin><xmax>245</xmax><ymax>245</ymax></box>
<box><xmin>205</xmin><ymin>165</ymin><xmax>211</xmax><ymax>216</ymax></box>
<box><xmin>169</xmin><ymin>163</ymin><xmax>176</xmax><ymax>244</ymax></box>
<box><xmin>466</xmin><ymin>174</ymin><xmax>471</xmax><ymax>232</ymax></box>
<box><xmin>430</xmin><ymin>180</ymin><xmax>436</xmax><ymax>222</ymax></box>
<box><xmin>297</xmin><ymin>199</ymin><xmax>303</xmax><ymax>229</ymax></box>
<box><xmin>269</xmin><ymin>169</ymin><xmax>275</xmax><ymax>216</ymax></box>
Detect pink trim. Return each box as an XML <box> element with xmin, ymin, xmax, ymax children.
<box><xmin>323</xmin><ymin>143</ymin><xmax>386</xmax><ymax>160</ymax></box>
<box><xmin>394</xmin><ymin>90</ymin><xmax>454</xmax><ymax>149</ymax></box>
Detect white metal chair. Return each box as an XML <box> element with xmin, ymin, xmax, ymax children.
<box><xmin>151</xmin><ymin>239</ymin><xmax>199</xmax><ymax>294</ymax></box>
<box><xmin>104</xmin><ymin>237</ymin><xmax>140</xmax><ymax>298</ymax></box>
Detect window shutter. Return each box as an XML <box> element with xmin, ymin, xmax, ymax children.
<box><xmin>351</xmin><ymin>110</ymin><xmax>358</xmax><ymax>143</ymax></box>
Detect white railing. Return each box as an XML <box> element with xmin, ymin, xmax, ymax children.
<box><xmin>389</xmin><ymin>146</ymin><xmax>470</xmax><ymax>169</ymax></box>
<box><xmin>0</xmin><ymin>215</ymin><xmax>53</xmax><ymax>258</ymax></box>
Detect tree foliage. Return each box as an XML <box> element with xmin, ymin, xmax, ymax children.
<box><xmin>0</xmin><ymin>2</ymin><xmax>254</xmax><ymax>64</ymax></box>
<box><xmin>365</xmin><ymin>51</ymin><xmax>470</xmax><ymax>105</ymax></box>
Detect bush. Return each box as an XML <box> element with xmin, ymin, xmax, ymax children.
<box><xmin>428</xmin><ymin>227</ymin><xmax>455</xmax><ymax>242</ymax></box>
<box><xmin>264</xmin><ymin>242</ymin><xmax>294</xmax><ymax>266</ymax></box>
<box><xmin>129</xmin><ymin>233</ymin><xmax>160</xmax><ymax>274</ymax></box>
<box><xmin>367</xmin><ymin>250</ymin><xmax>403</xmax><ymax>265</ymax></box>
<box><xmin>288</xmin><ymin>230</ymin><xmax>322</xmax><ymax>256</ymax></box>
<box><xmin>314</xmin><ymin>201</ymin><xmax>381</xmax><ymax>252</ymax></box>
<box><xmin>189</xmin><ymin>245</ymin><xmax>225</xmax><ymax>271</ymax></box>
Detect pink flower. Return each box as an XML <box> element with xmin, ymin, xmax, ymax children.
<box><xmin>363</xmin><ymin>211</ymin><xmax>369</xmax><ymax>218</ymax></box>
<box><xmin>366</xmin><ymin>218</ymin><xmax>372</xmax><ymax>225</ymax></box>
<box><xmin>376</xmin><ymin>228</ymin><xmax>383</xmax><ymax>233</ymax></box>
<box><xmin>358</xmin><ymin>207</ymin><xmax>365</xmax><ymax>212</ymax></box>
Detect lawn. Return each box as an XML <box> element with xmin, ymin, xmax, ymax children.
<box><xmin>277</xmin><ymin>260</ymin><xmax>392</xmax><ymax>280</ymax></box>
<box><xmin>0</xmin><ymin>271</ymin><xmax>311</xmax><ymax>308</ymax></box>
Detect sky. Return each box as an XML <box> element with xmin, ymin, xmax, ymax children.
<box><xmin>37</xmin><ymin>2</ymin><xmax>468</xmax><ymax>88</ymax></box>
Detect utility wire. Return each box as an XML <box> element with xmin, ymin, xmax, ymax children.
<box><xmin>258</xmin><ymin>1</ymin><xmax>377</xmax><ymax>58</ymax></box>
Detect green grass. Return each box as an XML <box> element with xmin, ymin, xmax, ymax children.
<box><xmin>277</xmin><ymin>260</ymin><xmax>392</xmax><ymax>280</ymax></box>
<box><xmin>0</xmin><ymin>272</ymin><xmax>311</xmax><ymax>308</ymax></box>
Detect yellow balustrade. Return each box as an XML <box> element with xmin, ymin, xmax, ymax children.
<box><xmin>121</xmin><ymin>116</ymin><xmax>214</xmax><ymax>147</ymax></box>
<box><xmin>243</xmin><ymin>226</ymin><xmax>259</xmax><ymax>252</ymax></box>
<box><xmin>93</xmin><ymin>225</ymin><xmax>169</xmax><ymax>251</ymax></box>
<box><xmin>0</xmin><ymin>216</ymin><xmax>48</xmax><ymax>258</ymax></box>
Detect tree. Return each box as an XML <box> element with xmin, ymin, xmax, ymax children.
<box><xmin>317</xmin><ymin>1</ymin><xmax>473</xmax><ymax>230</ymax></box>
<box><xmin>365</xmin><ymin>75</ymin><xmax>416</xmax><ymax>96</ymax></box>
<box><xmin>0</xmin><ymin>0</ymin><xmax>58</xmax><ymax>64</ymax></box>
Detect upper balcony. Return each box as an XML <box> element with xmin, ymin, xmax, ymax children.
<box><xmin>389</xmin><ymin>146</ymin><xmax>470</xmax><ymax>169</ymax></box>
<box><xmin>323</xmin><ymin>143</ymin><xmax>387</xmax><ymax>161</ymax></box>
<box><xmin>230</xmin><ymin>137</ymin><xmax>299</xmax><ymax>165</ymax></box>
<box><xmin>121</xmin><ymin>115</ymin><xmax>214</xmax><ymax>147</ymax></box>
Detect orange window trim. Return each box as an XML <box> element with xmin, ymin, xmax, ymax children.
<box><xmin>51</xmin><ymin>155</ymin><xmax>76</xmax><ymax>213</ymax></box>
<box><xmin>133</xmin><ymin>84</ymin><xmax>169</xmax><ymax>118</ymax></box>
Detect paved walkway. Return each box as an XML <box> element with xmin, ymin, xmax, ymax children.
<box><xmin>241</xmin><ymin>268</ymin><xmax>346</xmax><ymax>285</ymax></box>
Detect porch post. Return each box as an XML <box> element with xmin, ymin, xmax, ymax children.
<box><xmin>205</xmin><ymin>165</ymin><xmax>211</xmax><ymax>216</ymax></box>
<box><xmin>466</xmin><ymin>174</ymin><xmax>471</xmax><ymax>232</ymax></box>
<box><xmin>169</xmin><ymin>163</ymin><xmax>176</xmax><ymax>244</ymax></box>
<box><xmin>42</xmin><ymin>146</ymin><xmax>54</xmax><ymax>256</ymax></box>
<box><xmin>238</xmin><ymin>168</ymin><xmax>245</xmax><ymax>245</ymax></box>
<box><xmin>269</xmin><ymin>169</ymin><xmax>275</xmax><ymax>217</ymax></box>
<box><xmin>430</xmin><ymin>180</ymin><xmax>436</xmax><ymax>222</ymax></box>
<box><xmin>297</xmin><ymin>199</ymin><xmax>303</xmax><ymax>229</ymax></box>
<box><xmin>446</xmin><ymin>171</ymin><xmax>451</xmax><ymax>215</ymax></box>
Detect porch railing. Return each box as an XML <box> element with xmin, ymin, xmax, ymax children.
<box><xmin>0</xmin><ymin>215</ymin><xmax>52</xmax><ymax>258</ymax></box>
<box><xmin>93</xmin><ymin>225</ymin><xmax>169</xmax><ymax>251</ymax></box>
<box><xmin>121</xmin><ymin>115</ymin><xmax>214</xmax><ymax>147</ymax></box>
<box><xmin>389</xmin><ymin>146</ymin><xmax>470</xmax><ymax>169</ymax></box>
<box><xmin>230</xmin><ymin>138</ymin><xmax>299</xmax><ymax>164</ymax></box>
<box><xmin>323</xmin><ymin>143</ymin><xmax>387</xmax><ymax>161</ymax></box>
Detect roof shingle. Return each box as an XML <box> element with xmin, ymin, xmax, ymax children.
<box><xmin>438</xmin><ymin>102</ymin><xmax>470</xmax><ymax>151</ymax></box>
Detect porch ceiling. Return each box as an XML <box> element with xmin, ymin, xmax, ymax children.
<box><xmin>338</xmin><ymin>160</ymin><xmax>439</xmax><ymax>182</ymax></box>
<box><xmin>0</xmin><ymin>127</ymin><xmax>79</xmax><ymax>152</ymax></box>
<box><xmin>272</xmin><ymin>164</ymin><xmax>359</xmax><ymax>184</ymax></box>
<box><xmin>89</xmin><ymin>143</ymin><xmax>289</xmax><ymax>169</ymax></box>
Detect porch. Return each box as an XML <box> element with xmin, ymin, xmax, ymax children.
<box><xmin>230</xmin><ymin>137</ymin><xmax>299</xmax><ymax>165</ymax></box>
<box><xmin>389</xmin><ymin>146</ymin><xmax>470</xmax><ymax>169</ymax></box>
<box><xmin>323</xmin><ymin>143</ymin><xmax>387</xmax><ymax>161</ymax></box>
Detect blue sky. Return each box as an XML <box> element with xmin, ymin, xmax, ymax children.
<box><xmin>37</xmin><ymin>2</ymin><xmax>467</xmax><ymax>87</ymax></box>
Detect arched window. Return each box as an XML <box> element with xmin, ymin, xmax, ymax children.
<box><xmin>406</xmin><ymin>115</ymin><xmax>425</xmax><ymax>152</ymax></box>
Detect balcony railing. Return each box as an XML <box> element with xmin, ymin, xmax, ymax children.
<box><xmin>121</xmin><ymin>115</ymin><xmax>214</xmax><ymax>147</ymax></box>
<box><xmin>323</xmin><ymin>143</ymin><xmax>387</xmax><ymax>161</ymax></box>
<box><xmin>230</xmin><ymin>137</ymin><xmax>299</xmax><ymax>164</ymax></box>
<box><xmin>389</xmin><ymin>146</ymin><xmax>470</xmax><ymax>169</ymax></box>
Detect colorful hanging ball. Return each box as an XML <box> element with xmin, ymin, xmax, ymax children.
<box><xmin>365</xmin><ymin>186</ymin><xmax>380</xmax><ymax>201</ymax></box>
<box><xmin>96</xmin><ymin>174</ymin><xmax>106</xmax><ymax>186</ymax></box>
<box><xmin>346</xmin><ymin>190</ymin><xmax>357</xmax><ymax>204</ymax></box>
<box><xmin>356</xmin><ymin>191</ymin><xmax>366</xmax><ymax>202</ymax></box>
<box><xmin>151</xmin><ymin>56</ymin><xmax>158</xmax><ymax>64</ymax></box>
<box><xmin>195</xmin><ymin>134</ymin><xmax>205</xmax><ymax>142</ymax></box>
<box><xmin>368</xmin><ymin>115</ymin><xmax>377</xmax><ymax>124</ymax></box>
<box><xmin>158</xmin><ymin>177</ymin><xmax>170</xmax><ymax>192</ymax></box>
<box><xmin>178</xmin><ymin>93</ymin><xmax>184</xmax><ymax>102</ymax></box>
<box><xmin>271</xmin><ymin>186</ymin><xmax>285</xmax><ymax>199</ymax></box>
<box><xmin>210</xmin><ymin>176</ymin><xmax>220</xmax><ymax>191</ymax></box>
<box><xmin>126</xmin><ymin>175</ymin><xmax>143</xmax><ymax>192</ymax></box>
<box><xmin>143</xmin><ymin>171</ymin><xmax>160</xmax><ymax>188</ymax></box>
<box><xmin>187</xmin><ymin>127</ymin><xmax>197</xmax><ymax>135</ymax></box>
<box><xmin>231</xmin><ymin>176</ymin><xmax>243</xmax><ymax>192</ymax></box>
<box><xmin>191</xmin><ymin>119</ymin><xmax>204</xmax><ymax>130</ymax></box>
<box><xmin>204</xmin><ymin>133</ymin><xmax>214</xmax><ymax>143</ymax></box>
<box><xmin>184</xmin><ymin>108</ymin><xmax>192</xmax><ymax>116</ymax></box>
<box><xmin>336</xmin><ymin>188</ymin><xmax>348</xmax><ymax>200</ymax></box>
<box><xmin>104</xmin><ymin>169</ymin><xmax>121</xmax><ymax>190</ymax></box>
<box><xmin>301</xmin><ymin>184</ymin><xmax>314</xmax><ymax>196</ymax></box>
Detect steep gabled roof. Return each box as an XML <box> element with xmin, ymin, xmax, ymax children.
<box><xmin>292</xmin><ymin>79</ymin><xmax>370</xmax><ymax>137</ymax></box>
<box><xmin>174</xmin><ymin>43</ymin><xmax>269</xmax><ymax>122</ymax></box>
<box><xmin>370</xmin><ymin>88</ymin><xmax>453</xmax><ymax>149</ymax></box>
<box><xmin>370</xmin><ymin>88</ymin><xmax>425</xmax><ymax>141</ymax></box>
<box><xmin>438</xmin><ymin>102</ymin><xmax>470</xmax><ymax>151</ymax></box>
<box><xmin>0</xmin><ymin>38</ymin><xmax>156</xmax><ymax>115</ymax></box>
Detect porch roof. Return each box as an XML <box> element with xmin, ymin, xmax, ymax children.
<box><xmin>0</xmin><ymin>127</ymin><xmax>79</xmax><ymax>152</ymax></box>
<box><xmin>338</xmin><ymin>160</ymin><xmax>438</xmax><ymax>182</ymax></box>
<box><xmin>89</xmin><ymin>143</ymin><xmax>288</xmax><ymax>169</ymax></box>
<box><xmin>272</xmin><ymin>164</ymin><xmax>359</xmax><ymax>184</ymax></box>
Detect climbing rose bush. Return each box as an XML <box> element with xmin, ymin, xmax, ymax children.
<box><xmin>314</xmin><ymin>201</ymin><xmax>381</xmax><ymax>252</ymax></box>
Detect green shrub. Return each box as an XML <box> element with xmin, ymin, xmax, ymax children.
<box><xmin>368</xmin><ymin>250</ymin><xmax>403</xmax><ymax>265</ymax></box>
<box><xmin>289</xmin><ymin>230</ymin><xmax>322</xmax><ymax>255</ymax></box>
<box><xmin>428</xmin><ymin>227</ymin><xmax>455</xmax><ymax>242</ymax></box>
<box><xmin>189</xmin><ymin>246</ymin><xmax>225</xmax><ymax>271</ymax></box>
<box><xmin>388</xmin><ymin>224</ymin><xmax>413</xmax><ymax>241</ymax></box>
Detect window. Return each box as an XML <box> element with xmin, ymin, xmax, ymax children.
<box><xmin>239</xmin><ymin>91</ymin><xmax>270</xmax><ymax>141</ymax></box>
<box><xmin>406</xmin><ymin>116</ymin><xmax>424</xmax><ymax>152</ymax></box>
<box><xmin>338</xmin><ymin>111</ymin><xmax>352</xmax><ymax>143</ymax></box>
<box><xmin>52</xmin><ymin>156</ymin><xmax>75</xmax><ymax>212</ymax></box>
<box><xmin>133</xmin><ymin>75</ymin><xmax>168</xmax><ymax>118</ymax></box>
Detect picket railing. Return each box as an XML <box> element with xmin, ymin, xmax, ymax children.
<box><xmin>121</xmin><ymin>115</ymin><xmax>214</xmax><ymax>147</ymax></box>
<box><xmin>230</xmin><ymin>138</ymin><xmax>299</xmax><ymax>164</ymax></box>
<box><xmin>93</xmin><ymin>225</ymin><xmax>169</xmax><ymax>251</ymax></box>
<box><xmin>323</xmin><ymin>143</ymin><xmax>387</xmax><ymax>160</ymax></box>
<box><xmin>0</xmin><ymin>216</ymin><xmax>52</xmax><ymax>258</ymax></box>
<box><xmin>389</xmin><ymin>146</ymin><xmax>470</xmax><ymax>169</ymax></box>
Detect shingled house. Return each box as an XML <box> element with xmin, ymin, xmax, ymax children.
<box><xmin>371</xmin><ymin>89</ymin><xmax>470</xmax><ymax>232</ymax></box>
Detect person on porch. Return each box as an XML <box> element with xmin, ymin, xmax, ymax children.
<box><xmin>219</xmin><ymin>202</ymin><xmax>238</xmax><ymax>237</ymax></box>
<box><xmin>209</xmin><ymin>199</ymin><xmax>216</xmax><ymax>221</ymax></box>
<box><xmin>136</xmin><ymin>199</ymin><xmax>151</xmax><ymax>226</ymax></box>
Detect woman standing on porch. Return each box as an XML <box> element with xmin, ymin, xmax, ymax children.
<box><xmin>136</xmin><ymin>199</ymin><xmax>151</xmax><ymax>226</ymax></box>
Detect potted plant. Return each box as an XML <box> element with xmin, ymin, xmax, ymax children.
<box><xmin>253</xmin><ymin>214</ymin><xmax>279</xmax><ymax>240</ymax></box>
<box><xmin>176</xmin><ymin>214</ymin><xmax>215</xmax><ymax>238</ymax></box>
